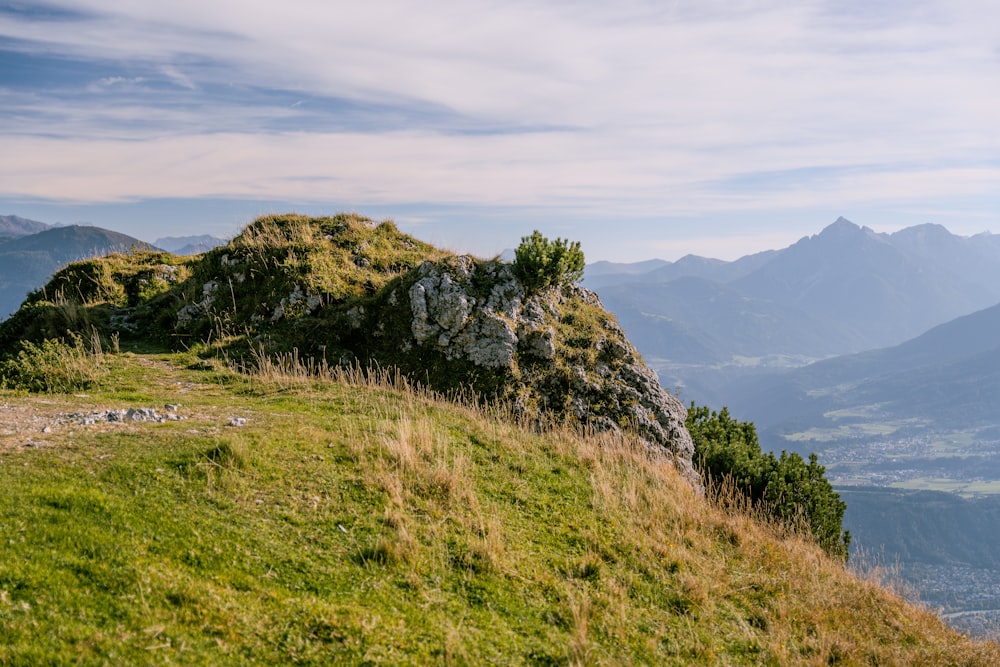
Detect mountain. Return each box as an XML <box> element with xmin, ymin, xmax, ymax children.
<box><xmin>726</xmin><ymin>301</ymin><xmax>1000</xmax><ymax>433</ymax></box>
<box><xmin>583</xmin><ymin>252</ymin><xmax>775</xmax><ymax>290</ymax></box>
<box><xmin>842</xmin><ymin>487</ymin><xmax>1000</xmax><ymax>570</ymax></box>
<box><xmin>0</xmin><ymin>214</ymin><xmax>49</xmax><ymax>240</ymax></box>
<box><xmin>582</xmin><ymin>257</ymin><xmax>669</xmax><ymax>287</ymax></box>
<box><xmin>153</xmin><ymin>234</ymin><xmax>227</xmax><ymax>255</ymax></box>
<box><xmin>589</xmin><ymin>217</ymin><xmax>1000</xmax><ymax>406</ymax></box>
<box><xmin>841</xmin><ymin>487</ymin><xmax>1000</xmax><ymax>638</ymax></box>
<box><xmin>732</xmin><ymin>218</ymin><xmax>998</xmax><ymax>350</ymax></box>
<box><xmin>0</xmin><ymin>225</ymin><xmax>152</xmax><ymax>320</ymax></box>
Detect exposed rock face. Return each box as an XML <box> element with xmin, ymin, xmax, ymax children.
<box><xmin>395</xmin><ymin>257</ymin><xmax>699</xmax><ymax>487</ymax></box>
<box><xmin>408</xmin><ymin>257</ymin><xmax>523</xmax><ymax>368</ymax></box>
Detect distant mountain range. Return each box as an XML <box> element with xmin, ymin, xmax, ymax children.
<box><xmin>154</xmin><ymin>234</ymin><xmax>227</xmax><ymax>256</ymax></box>
<box><xmin>590</xmin><ymin>217</ymin><xmax>1000</xmax><ymax>407</ymax></box>
<box><xmin>0</xmin><ymin>216</ymin><xmax>228</xmax><ymax>320</ymax></box>
<box><xmin>726</xmin><ymin>301</ymin><xmax>1000</xmax><ymax>433</ymax></box>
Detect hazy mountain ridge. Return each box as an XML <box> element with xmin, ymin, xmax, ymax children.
<box><xmin>0</xmin><ymin>214</ymin><xmax>50</xmax><ymax>240</ymax></box>
<box><xmin>589</xmin><ymin>217</ymin><xmax>1000</xmax><ymax>406</ymax></box>
<box><xmin>154</xmin><ymin>234</ymin><xmax>228</xmax><ymax>255</ymax></box>
<box><xmin>840</xmin><ymin>487</ymin><xmax>1000</xmax><ymax>637</ymax></box>
<box><xmin>726</xmin><ymin>301</ymin><xmax>1000</xmax><ymax>431</ymax></box>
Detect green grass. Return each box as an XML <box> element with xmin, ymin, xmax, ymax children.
<box><xmin>890</xmin><ymin>479</ymin><xmax>1000</xmax><ymax>497</ymax></box>
<box><xmin>1</xmin><ymin>354</ymin><xmax>998</xmax><ymax>665</ymax></box>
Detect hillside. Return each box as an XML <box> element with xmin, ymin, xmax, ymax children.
<box><xmin>0</xmin><ymin>224</ymin><xmax>153</xmax><ymax>320</ymax></box>
<box><xmin>0</xmin><ymin>213</ymin><xmax>998</xmax><ymax>662</ymax></box>
<box><xmin>725</xmin><ymin>301</ymin><xmax>1000</xmax><ymax>444</ymax></box>
<box><xmin>1</xmin><ymin>350</ymin><xmax>997</xmax><ymax>664</ymax></box>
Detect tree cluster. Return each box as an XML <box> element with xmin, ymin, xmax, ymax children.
<box><xmin>686</xmin><ymin>404</ymin><xmax>851</xmax><ymax>560</ymax></box>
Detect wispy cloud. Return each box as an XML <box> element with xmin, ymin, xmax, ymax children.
<box><xmin>159</xmin><ymin>65</ymin><xmax>196</xmax><ymax>90</ymax></box>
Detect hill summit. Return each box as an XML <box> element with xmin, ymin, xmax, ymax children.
<box><xmin>0</xmin><ymin>213</ymin><xmax>697</xmax><ymax>484</ymax></box>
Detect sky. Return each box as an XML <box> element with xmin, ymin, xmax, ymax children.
<box><xmin>1</xmin><ymin>0</ymin><xmax>998</xmax><ymax>262</ymax></box>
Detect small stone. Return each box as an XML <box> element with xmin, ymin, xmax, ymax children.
<box><xmin>229</xmin><ymin>417</ymin><xmax>247</xmax><ymax>427</ymax></box>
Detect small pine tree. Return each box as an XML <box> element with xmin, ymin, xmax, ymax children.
<box><xmin>512</xmin><ymin>231</ymin><xmax>585</xmax><ymax>292</ymax></box>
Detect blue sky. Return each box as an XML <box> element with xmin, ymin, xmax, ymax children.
<box><xmin>1</xmin><ymin>0</ymin><xmax>998</xmax><ymax>261</ymax></box>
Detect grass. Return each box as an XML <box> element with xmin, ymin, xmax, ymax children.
<box><xmin>0</xmin><ymin>352</ymin><xmax>997</xmax><ymax>665</ymax></box>
<box><xmin>890</xmin><ymin>479</ymin><xmax>1000</xmax><ymax>497</ymax></box>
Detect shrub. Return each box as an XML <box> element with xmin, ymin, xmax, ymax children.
<box><xmin>0</xmin><ymin>330</ymin><xmax>110</xmax><ymax>393</ymax></box>
<box><xmin>512</xmin><ymin>231</ymin><xmax>585</xmax><ymax>292</ymax></box>
<box><xmin>687</xmin><ymin>404</ymin><xmax>851</xmax><ymax>560</ymax></box>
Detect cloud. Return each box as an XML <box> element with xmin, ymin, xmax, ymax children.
<box><xmin>2</xmin><ymin>130</ymin><xmax>996</xmax><ymax>220</ymax></box>
<box><xmin>159</xmin><ymin>65</ymin><xmax>196</xmax><ymax>90</ymax></box>
<box><xmin>0</xmin><ymin>0</ymin><xmax>998</xmax><ymax>259</ymax></box>
<box><xmin>85</xmin><ymin>75</ymin><xmax>146</xmax><ymax>93</ymax></box>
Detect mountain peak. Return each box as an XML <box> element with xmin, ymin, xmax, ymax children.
<box><xmin>890</xmin><ymin>223</ymin><xmax>953</xmax><ymax>242</ymax></box>
<box><xmin>820</xmin><ymin>217</ymin><xmax>863</xmax><ymax>236</ymax></box>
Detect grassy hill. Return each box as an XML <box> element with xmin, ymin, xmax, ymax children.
<box><xmin>1</xmin><ymin>350</ymin><xmax>997</xmax><ymax>665</ymax></box>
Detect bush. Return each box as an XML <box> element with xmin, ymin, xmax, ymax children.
<box><xmin>687</xmin><ymin>404</ymin><xmax>850</xmax><ymax>560</ymax></box>
<box><xmin>512</xmin><ymin>231</ymin><xmax>585</xmax><ymax>292</ymax></box>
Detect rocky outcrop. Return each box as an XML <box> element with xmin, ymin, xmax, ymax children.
<box><xmin>407</xmin><ymin>257</ymin><xmax>523</xmax><ymax>368</ymax></box>
<box><xmin>387</xmin><ymin>256</ymin><xmax>699</xmax><ymax>487</ymax></box>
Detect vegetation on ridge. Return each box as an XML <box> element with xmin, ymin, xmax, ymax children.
<box><xmin>513</xmin><ymin>230</ymin><xmax>586</xmax><ymax>292</ymax></box>
<box><xmin>0</xmin><ymin>214</ymin><xmax>699</xmax><ymax>486</ymax></box>
<box><xmin>687</xmin><ymin>405</ymin><xmax>850</xmax><ymax>560</ymax></box>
